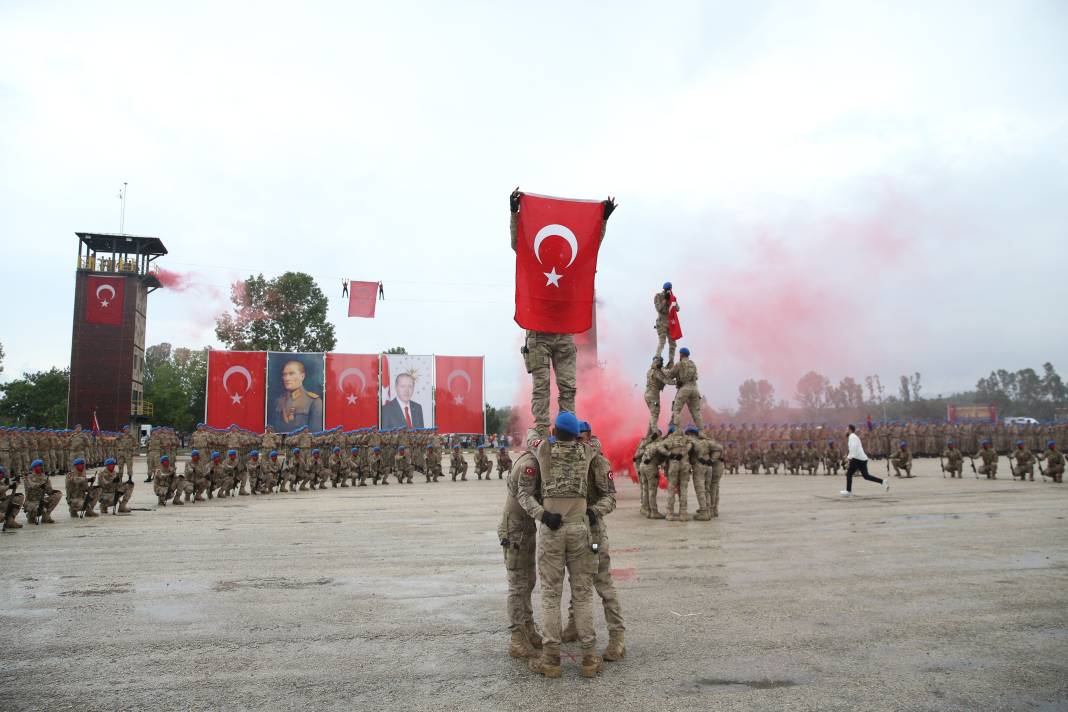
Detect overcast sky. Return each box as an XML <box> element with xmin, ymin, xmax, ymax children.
<box><xmin>1</xmin><ymin>0</ymin><xmax>1066</xmax><ymax>409</ymax></box>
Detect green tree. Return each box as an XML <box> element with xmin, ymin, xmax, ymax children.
<box><xmin>795</xmin><ymin>371</ymin><xmax>830</xmax><ymax>411</ymax></box>
<box><xmin>737</xmin><ymin>378</ymin><xmax>775</xmax><ymax>418</ymax></box>
<box><xmin>485</xmin><ymin>404</ymin><xmax>514</xmax><ymax>436</ymax></box>
<box><xmin>0</xmin><ymin>341</ymin><xmax>5</xmax><ymax>376</ymax></box>
<box><xmin>143</xmin><ymin>343</ymin><xmax>207</xmax><ymax>431</ymax></box>
<box><xmin>0</xmin><ymin>368</ymin><xmax>70</xmax><ymax>427</ymax></box>
<box><xmin>215</xmin><ymin>272</ymin><xmax>337</xmax><ymax>352</ymax></box>
<box><xmin>385</xmin><ymin>347</ymin><xmax>408</xmax><ymax>354</ymax></box>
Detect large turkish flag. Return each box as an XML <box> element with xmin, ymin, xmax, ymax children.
<box><xmin>325</xmin><ymin>353</ymin><xmax>380</xmax><ymax>430</ymax></box>
<box><xmin>435</xmin><ymin>356</ymin><xmax>484</xmax><ymax>434</ymax></box>
<box><xmin>206</xmin><ymin>350</ymin><xmax>267</xmax><ymax>432</ymax></box>
<box><xmin>514</xmin><ymin>193</ymin><xmax>605</xmax><ymax>333</ymax></box>
<box><xmin>85</xmin><ymin>275</ymin><xmax>125</xmax><ymax>326</ymax></box>
<box><xmin>668</xmin><ymin>292</ymin><xmax>683</xmax><ymax>341</ymax></box>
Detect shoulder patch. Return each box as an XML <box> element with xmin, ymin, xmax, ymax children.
<box><xmin>607</xmin><ymin>470</ymin><xmax>615</xmax><ymax>480</ymax></box>
<box><xmin>307</xmin><ymin>392</ymin><xmax>319</xmax><ymax>399</ymax></box>
<box><xmin>524</xmin><ymin>466</ymin><xmax>536</xmax><ymax>477</ymax></box>
<box><xmin>530</xmin><ymin>439</ymin><xmax>543</xmax><ymax>448</ymax></box>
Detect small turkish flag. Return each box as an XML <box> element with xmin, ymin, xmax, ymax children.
<box><xmin>347</xmin><ymin>281</ymin><xmax>379</xmax><ymax>318</ymax></box>
<box><xmin>668</xmin><ymin>292</ymin><xmax>683</xmax><ymax>341</ymax></box>
<box><xmin>514</xmin><ymin>193</ymin><xmax>605</xmax><ymax>334</ymax></box>
<box><xmin>206</xmin><ymin>351</ymin><xmax>267</xmax><ymax>432</ymax></box>
<box><xmin>85</xmin><ymin>276</ymin><xmax>124</xmax><ymax>326</ymax></box>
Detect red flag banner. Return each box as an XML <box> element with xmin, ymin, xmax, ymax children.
<box><xmin>514</xmin><ymin>193</ymin><xmax>604</xmax><ymax>333</ymax></box>
<box><xmin>435</xmin><ymin>355</ymin><xmax>484</xmax><ymax>434</ymax></box>
<box><xmin>347</xmin><ymin>281</ymin><xmax>379</xmax><ymax>318</ymax></box>
<box><xmin>206</xmin><ymin>350</ymin><xmax>267</xmax><ymax>432</ymax></box>
<box><xmin>325</xmin><ymin>353</ymin><xmax>380</xmax><ymax>430</ymax></box>
<box><xmin>85</xmin><ymin>275</ymin><xmax>125</xmax><ymax>326</ymax></box>
<box><xmin>668</xmin><ymin>292</ymin><xmax>683</xmax><ymax>341</ymax></box>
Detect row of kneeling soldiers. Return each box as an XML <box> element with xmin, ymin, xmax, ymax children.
<box><xmin>0</xmin><ymin>444</ymin><xmax>519</xmax><ymax>529</ymax></box>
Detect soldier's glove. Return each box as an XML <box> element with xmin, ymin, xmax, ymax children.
<box><xmin>603</xmin><ymin>196</ymin><xmax>617</xmax><ymax>220</ymax></box>
<box><xmin>510</xmin><ymin>187</ymin><xmax>521</xmax><ymax>213</ymax></box>
<box><xmin>500</xmin><ymin>538</ymin><xmax>510</xmax><ymax>548</ymax></box>
<box><xmin>541</xmin><ymin>511</ymin><xmax>563</xmax><ymax>530</ymax></box>
<box><xmin>586</xmin><ymin>508</ymin><xmax>598</xmax><ymax>526</ymax></box>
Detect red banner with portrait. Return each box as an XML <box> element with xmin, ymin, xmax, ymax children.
<box><xmin>434</xmin><ymin>356</ymin><xmax>484</xmax><ymax>434</ymax></box>
<box><xmin>206</xmin><ymin>350</ymin><xmax>267</xmax><ymax>432</ymax></box>
<box><xmin>325</xmin><ymin>353</ymin><xmax>380</xmax><ymax>430</ymax></box>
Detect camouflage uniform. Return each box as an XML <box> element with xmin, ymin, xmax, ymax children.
<box><xmin>644</xmin><ymin>358</ymin><xmax>672</xmax><ymax>433</ymax></box>
<box><xmin>652</xmin><ymin>429</ymin><xmax>693</xmax><ymax>521</ymax></box>
<box><xmin>474</xmin><ymin>446</ymin><xmax>494</xmax><ymax>480</ymax></box>
<box><xmin>500</xmin><ymin>433</ymin><xmax>542</xmax><ymax>659</ymax></box>
<box><xmin>653</xmin><ymin>287</ymin><xmax>677</xmax><ymax>365</ymax></box>
<box><xmin>942</xmin><ymin>444</ymin><xmax>963</xmax><ymax>478</ymax></box>
<box><xmin>65</xmin><ymin>461</ymin><xmax>100</xmax><ymax>518</ymax></box>
<box><xmin>665</xmin><ymin>355</ymin><xmax>703</xmax><ymax>429</ymax></box>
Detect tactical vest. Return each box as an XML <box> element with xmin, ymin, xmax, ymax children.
<box><xmin>675</xmin><ymin>360</ymin><xmax>697</xmax><ymax>385</ymax></box>
<box><xmin>534</xmin><ymin>440</ymin><xmax>592</xmax><ymax>499</ymax></box>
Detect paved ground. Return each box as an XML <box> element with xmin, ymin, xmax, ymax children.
<box><xmin>1</xmin><ymin>456</ymin><xmax>1066</xmax><ymax>711</ymax></box>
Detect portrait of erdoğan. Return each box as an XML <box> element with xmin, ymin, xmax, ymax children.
<box><xmin>381</xmin><ymin>372</ymin><xmax>424</xmax><ymax>429</ymax></box>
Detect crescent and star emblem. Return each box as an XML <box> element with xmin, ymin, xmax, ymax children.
<box><xmin>337</xmin><ymin>367</ymin><xmax>367</xmax><ymax>406</ymax></box>
<box><xmin>95</xmin><ymin>283</ymin><xmax>116</xmax><ymax>308</ymax></box>
<box><xmin>222</xmin><ymin>365</ymin><xmax>253</xmax><ymax>404</ymax></box>
<box><xmin>446</xmin><ymin>369</ymin><xmax>472</xmax><ymax>405</ymax></box>
<box><xmin>533</xmin><ymin>224</ymin><xmax>579</xmax><ymax>289</ymax></box>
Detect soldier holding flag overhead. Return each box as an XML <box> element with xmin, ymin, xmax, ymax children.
<box><xmin>510</xmin><ymin>188</ymin><xmax>616</xmax><ymax>435</ymax></box>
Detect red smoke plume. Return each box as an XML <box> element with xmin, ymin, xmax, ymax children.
<box><xmin>154</xmin><ymin>267</ymin><xmax>223</xmax><ymax>300</ymax></box>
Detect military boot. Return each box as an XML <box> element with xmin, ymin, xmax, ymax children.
<box><xmin>42</xmin><ymin>514</ymin><xmax>56</xmax><ymax>524</ymax></box>
<box><xmin>679</xmin><ymin>513</ymin><xmax>690</xmax><ymax>522</ymax></box>
<box><xmin>84</xmin><ymin>508</ymin><xmax>98</xmax><ymax>517</ymax></box>
<box><xmin>602</xmin><ymin>631</ymin><xmax>625</xmax><ymax>661</ymax></box>
<box><xmin>118</xmin><ymin>504</ymin><xmax>131</xmax><ymax>514</ymax></box>
<box><xmin>525</xmin><ymin>620</ymin><xmax>543</xmax><ymax>649</ymax></box>
<box><xmin>560</xmin><ymin>619</ymin><xmax>579</xmax><ymax>643</ymax></box>
<box><xmin>528</xmin><ymin>647</ymin><xmax>561</xmax><ymax>678</ymax></box>
<box><xmin>509</xmin><ymin>629</ymin><xmax>538</xmax><ymax>659</ymax></box>
<box><xmin>648</xmin><ymin>509</ymin><xmax>666</xmax><ymax>520</ymax></box>
<box><xmin>4</xmin><ymin>516</ymin><xmax>22</xmax><ymax>529</ymax></box>
<box><xmin>157</xmin><ymin>495</ymin><xmax>166</xmax><ymax>506</ymax></box>
<box><xmin>579</xmin><ymin>651</ymin><xmax>603</xmax><ymax>678</ymax></box>
<box><xmin>239</xmin><ymin>486</ymin><xmax>249</xmax><ymax>495</ymax></box>
<box><xmin>694</xmin><ymin>510</ymin><xmax>712</xmax><ymax>521</ymax></box>
<box><xmin>69</xmin><ymin>507</ymin><xmax>80</xmax><ymax>519</ymax></box>
<box><xmin>99</xmin><ymin>502</ymin><xmax>109</xmax><ymax>514</ymax></box>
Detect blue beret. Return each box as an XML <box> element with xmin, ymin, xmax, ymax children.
<box><xmin>311</xmin><ymin>448</ymin><xmax>320</xmax><ymax>455</ymax></box>
<box><xmin>555</xmin><ymin>412</ymin><xmax>580</xmax><ymax>436</ymax></box>
<box><xmin>211</xmin><ymin>451</ymin><xmax>221</xmax><ymax>459</ymax></box>
<box><xmin>227</xmin><ymin>449</ymin><xmax>237</xmax><ymax>456</ymax></box>
<box><xmin>477</xmin><ymin>444</ymin><xmax>484</xmax><ymax>449</ymax></box>
<box><xmin>828</xmin><ymin>440</ymin><xmax>835</xmax><ymax>445</ymax></box>
<box><xmin>269</xmin><ymin>450</ymin><xmax>278</xmax><ymax>458</ymax></box>
<box><xmin>899</xmin><ymin>440</ymin><xmax>907</xmax><ymax>446</ymax></box>
<box><xmin>663</xmin><ymin>282</ymin><xmax>672</xmax><ymax>290</ymax></box>
<box><xmin>684</xmin><ymin>425</ymin><xmax>699</xmax><ymax>434</ymax></box>
<box><xmin>292</xmin><ymin>447</ymin><xmax>301</xmax><ymax>453</ymax></box>
<box><xmin>104</xmin><ymin>457</ymin><xmax>116</xmax><ymax>465</ymax></box>
<box><xmin>31</xmin><ymin>459</ymin><xmax>44</xmax><ymax>469</ymax></box>
<box><xmin>679</xmin><ymin>347</ymin><xmax>690</xmax><ymax>357</ymax></box>
<box><xmin>332</xmin><ymin>447</ymin><xmax>341</xmax><ymax>452</ymax></box>
<box><xmin>1016</xmin><ymin>440</ymin><xmax>1024</xmax><ymax>446</ymax></box>
<box><xmin>73</xmin><ymin>457</ymin><xmax>85</xmax><ymax>466</ymax></box>
<box><xmin>668</xmin><ymin>424</ymin><xmax>677</xmax><ymax>434</ymax></box>
<box><xmin>453</xmin><ymin>444</ymin><xmax>460</xmax><ymax>448</ymax></box>
<box><xmin>250</xmin><ymin>450</ymin><xmax>260</xmax><ymax>457</ymax></box>
<box><xmin>160</xmin><ymin>455</ymin><xmax>169</xmax><ymax>462</ymax></box>
<box><xmin>579</xmin><ymin>421</ymin><xmax>591</xmax><ymax>433</ymax></box>
<box><xmin>427</xmin><ymin>444</ymin><xmax>433</xmax><ymax>449</ymax></box>
<box><xmin>373</xmin><ymin>447</ymin><xmax>381</xmax><ymax>452</ymax></box>
<box><xmin>1049</xmin><ymin>440</ymin><xmax>1057</xmax><ymax>447</ymax></box>
<box><xmin>351</xmin><ymin>448</ymin><xmax>359</xmax><ymax>454</ymax></box>
<box><xmin>191</xmin><ymin>449</ymin><xmax>200</xmax><ymax>457</ymax></box>
<box><xmin>398</xmin><ymin>445</ymin><xmax>406</xmax><ymax>450</ymax></box>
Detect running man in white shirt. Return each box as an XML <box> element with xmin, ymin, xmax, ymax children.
<box><xmin>842</xmin><ymin>424</ymin><xmax>889</xmax><ymax>496</ymax></box>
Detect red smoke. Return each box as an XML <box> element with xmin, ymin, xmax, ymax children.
<box><xmin>511</xmin><ymin>359</ymin><xmax>646</xmax><ymax>482</ymax></box>
<box><xmin>154</xmin><ymin>267</ymin><xmax>223</xmax><ymax>300</ymax></box>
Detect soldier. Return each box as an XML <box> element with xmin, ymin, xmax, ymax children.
<box><xmin>1</xmin><ymin>466</ymin><xmax>25</xmax><ymax>529</ymax></box>
<box><xmin>500</xmin><ymin>428</ymin><xmax>543</xmax><ymax>660</ymax></box>
<box><xmin>633</xmin><ymin>430</ymin><xmax>655</xmax><ymax>517</ymax></box>
<box><xmin>263</xmin><ymin>450</ymin><xmax>283</xmax><ymax>492</ymax></box>
<box><xmin>653</xmin><ymin>282</ymin><xmax>679</xmax><ymax>365</ymax></box>
<box><xmin>327</xmin><ymin>447</ymin><xmax>346</xmax><ymax>487</ymax></box>
<box><xmin>219</xmin><ymin>450</ymin><xmax>240</xmax><ymax>497</ymax></box>
<box><xmin>67</xmin><ymin>425</ymin><xmax>91</xmax><ymax>472</ymax></box>
<box><xmin>427</xmin><ymin>440</ymin><xmax>443</xmax><ymax>482</ymax></box>
<box><xmin>496</xmin><ymin>447</ymin><xmax>512</xmax><ymax>480</ymax></box>
<box><xmin>394</xmin><ymin>445</ymin><xmax>413</xmax><ymax>484</ymax></box>
<box><xmin>474</xmin><ymin>445</ymin><xmax>494</xmax><ymax>481</ymax></box>
<box><xmin>510</xmin><ymin>189</ymin><xmax>615</xmax><ymax>434</ymax></box>
<box><xmin>644</xmin><ymin>356</ymin><xmax>673</xmax><ymax>433</ymax></box>
<box><xmin>281</xmin><ymin>448</ymin><xmax>302</xmax><ymax>492</ymax></box>
<box><xmin>665</xmin><ymin>348</ymin><xmax>703</xmax><ymax>429</ymax></box>
<box><xmin>724</xmin><ymin>442</ymin><xmax>740</xmax><ymax>475</ymax></box>
<box><xmin>205</xmin><ymin>451</ymin><xmax>225</xmax><ymax>499</ymax></box>
<box><xmin>636</xmin><ymin>430</ymin><xmax>666</xmax><ymax>519</ymax></box>
<box><xmin>683</xmin><ymin>425</ymin><xmax>712</xmax><ymax>521</ymax></box>
<box><xmin>65</xmin><ymin>457</ymin><xmax>100</xmax><ymax>518</ymax></box>
<box><xmin>309</xmin><ymin>449</ymin><xmax>329</xmax><ymax>489</ymax></box>
<box><xmin>745</xmin><ymin>443</ymin><xmax>762</xmax><ymax>474</ymax></box>
<box><xmin>24</xmin><ymin>460</ymin><xmax>61</xmax><ymax>524</ymax></box>
<box><xmin>823</xmin><ymin>440</ymin><xmax>845</xmax><ymax>476</ymax></box>
<box><xmin>116</xmin><ymin>425</ymin><xmax>137</xmax><ymax>479</ymax></box>
<box><xmin>98</xmin><ymin>457</ymin><xmax>134</xmax><ymax>514</ymax></box>
<box><xmin>246</xmin><ymin>450</ymin><xmax>266</xmax><ymax>493</ymax></box>
<box><xmin>184</xmin><ymin>450</ymin><xmax>206</xmax><ymax>502</ymax></box>
<box><xmin>153</xmin><ymin>455</ymin><xmax>179</xmax><ymax>506</ymax></box>
<box><xmin>516</xmin><ymin>412</ymin><xmax>613</xmax><ymax>679</ymax></box>
<box><xmin>1036</xmin><ymin>440</ymin><xmax>1064</xmax><ymax>483</ymax></box>
<box><xmin>785</xmin><ymin>442</ymin><xmax>802</xmax><ymax>475</ymax></box>
<box><xmin>562</xmin><ymin>421</ymin><xmax>623</xmax><ymax>660</ymax></box>
<box><xmin>450</xmin><ymin>444</ymin><xmax>468</xmax><ymax>481</ymax></box>
<box><xmin>1009</xmin><ymin>440</ymin><xmax>1035</xmax><ymax>481</ymax></box>
<box><xmin>972</xmin><ymin>440</ymin><xmax>998</xmax><ymax>479</ymax></box>
<box><xmin>764</xmin><ymin>442</ymin><xmax>780</xmax><ymax>474</ymax></box>
<box><xmin>368</xmin><ymin>446</ymin><xmax>385</xmax><ymax>485</ymax></box>
<box><xmin>652</xmin><ymin>425</ymin><xmax>694</xmax><ymax>521</ymax></box>
<box><xmin>891</xmin><ymin>441</ymin><xmax>913</xmax><ymax>478</ymax></box>
<box><xmin>803</xmin><ymin>441</ymin><xmax>820</xmax><ymax>475</ymax></box>
<box><xmin>942</xmin><ymin>441</ymin><xmax>964</xmax><ymax>478</ymax></box>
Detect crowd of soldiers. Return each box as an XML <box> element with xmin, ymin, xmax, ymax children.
<box><xmin>0</xmin><ymin>422</ymin><xmax>516</xmax><ymax>530</ymax></box>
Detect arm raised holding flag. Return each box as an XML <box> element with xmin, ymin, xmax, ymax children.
<box><xmin>510</xmin><ymin>188</ymin><xmax>617</xmax><ymax>435</ymax></box>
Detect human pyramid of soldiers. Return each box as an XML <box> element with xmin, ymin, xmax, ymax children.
<box><xmin>0</xmin><ymin>421</ymin><xmax>515</xmax><ymax>530</ymax></box>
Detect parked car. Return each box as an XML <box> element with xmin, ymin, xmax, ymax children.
<box><xmin>1003</xmin><ymin>416</ymin><xmax>1039</xmax><ymax>426</ymax></box>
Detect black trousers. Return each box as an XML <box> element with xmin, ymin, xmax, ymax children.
<box><xmin>845</xmin><ymin>458</ymin><xmax>882</xmax><ymax>491</ymax></box>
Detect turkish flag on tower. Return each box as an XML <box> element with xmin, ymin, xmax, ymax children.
<box><xmin>206</xmin><ymin>350</ymin><xmax>267</xmax><ymax>432</ymax></box>
<box><xmin>325</xmin><ymin>353</ymin><xmax>380</xmax><ymax>430</ymax></box>
<box><xmin>435</xmin><ymin>356</ymin><xmax>484</xmax><ymax>433</ymax></box>
<box><xmin>514</xmin><ymin>193</ymin><xmax>605</xmax><ymax>334</ymax></box>
<box><xmin>85</xmin><ymin>275</ymin><xmax>125</xmax><ymax>326</ymax></box>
